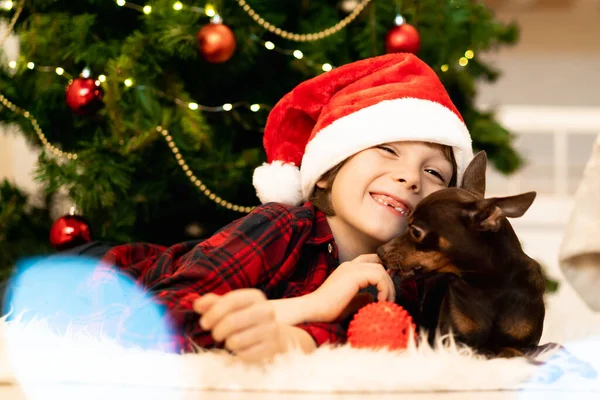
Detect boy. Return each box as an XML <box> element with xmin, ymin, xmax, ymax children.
<box><xmin>20</xmin><ymin>53</ymin><xmax>474</xmax><ymax>363</ymax></box>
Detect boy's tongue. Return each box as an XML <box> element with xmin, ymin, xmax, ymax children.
<box><xmin>372</xmin><ymin>193</ymin><xmax>403</xmax><ymax>208</ymax></box>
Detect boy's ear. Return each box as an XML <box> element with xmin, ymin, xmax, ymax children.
<box><xmin>460</xmin><ymin>151</ymin><xmax>487</xmax><ymax>198</ymax></box>
<box><xmin>316</xmin><ymin>178</ymin><xmax>329</xmax><ymax>189</ymax></box>
<box><xmin>463</xmin><ymin>191</ymin><xmax>537</xmax><ymax>232</ymax></box>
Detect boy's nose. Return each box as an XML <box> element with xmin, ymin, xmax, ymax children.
<box><xmin>398</xmin><ymin>176</ymin><xmax>420</xmax><ymax>193</ymax></box>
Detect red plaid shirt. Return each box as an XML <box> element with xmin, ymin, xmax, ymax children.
<box><xmin>89</xmin><ymin>202</ymin><xmax>419</xmax><ymax>352</ymax></box>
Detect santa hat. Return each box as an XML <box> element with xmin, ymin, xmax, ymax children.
<box><xmin>253</xmin><ymin>53</ymin><xmax>473</xmax><ymax>206</ymax></box>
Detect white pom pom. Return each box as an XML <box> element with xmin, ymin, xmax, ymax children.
<box><xmin>252</xmin><ymin>161</ymin><xmax>303</xmax><ymax>206</ymax></box>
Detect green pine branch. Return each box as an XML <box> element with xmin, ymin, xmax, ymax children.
<box><xmin>1</xmin><ymin>0</ymin><xmax>524</xmax><ymax>255</ymax></box>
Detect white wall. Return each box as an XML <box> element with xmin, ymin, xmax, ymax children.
<box><xmin>477</xmin><ymin>5</ymin><xmax>600</xmax><ymax>108</ymax></box>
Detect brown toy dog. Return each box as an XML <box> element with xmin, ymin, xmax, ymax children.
<box><xmin>377</xmin><ymin>151</ymin><xmax>546</xmax><ymax>359</ymax></box>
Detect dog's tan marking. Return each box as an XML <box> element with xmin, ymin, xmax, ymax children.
<box><xmin>402</xmin><ymin>251</ymin><xmax>446</xmax><ymax>270</ymax></box>
<box><xmin>449</xmin><ymin>304</ymin><xmax>478</xmax><ymax>335</ymax></box>
<box><xmin>500</xmin><ymin>318</ymin><xmax>534</xmax><ymax>341</ymax></box>
<box><xmin>438</xmin><ymin>236</ymin><xmax>451</xmax><ymax>250</ymax></box>
<box><xmin>496</xmin><ymin>347</ymin><xmax>525</xmax><ymax>359</ymax></box>
<box><xmin>400</xmin><ymin>251</ymin><xmax>463</xmax><ymax>278</ymax></box>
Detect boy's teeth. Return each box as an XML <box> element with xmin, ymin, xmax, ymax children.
<box><xmin>374</xmin><ymin>196</ymin><xmax>407</xmax><ymax>215</ymax></box>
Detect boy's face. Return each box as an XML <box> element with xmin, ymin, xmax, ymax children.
<box><xmin>317</xmin><ymin>141</ymin><xmax>453</xmax><ymax>249</ymax></box>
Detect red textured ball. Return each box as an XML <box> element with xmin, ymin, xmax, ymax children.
<box><xmin>385</xmin><ymin>23</ymin><xmax>421</xmax><ymax>55</ymax></box>
<box><xmin>347</xmin><ymin>301</ymin><xmax>416</xmax><ymax>351</ymax></box>
<box><xmin>49</xmin><ymin>214</ymin><xmax>92</xmax><ymax>251</ymax></box>
<box><xmin>65</xmin><ymin>77</ymin><xmax>104</xmax><ymax>116</ymax></box>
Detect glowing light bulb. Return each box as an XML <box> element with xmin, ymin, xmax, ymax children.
<box><xmin>205</xmin><ymin>4</ymin><xmax>216</xmax><ymax>17</ymax></box>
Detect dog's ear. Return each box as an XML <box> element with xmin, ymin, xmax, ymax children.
<box><xmin>460</xmin><ymin>151</ymin><xmax>487</xmax><ymax>198</ymax></box>
<box><xmin>463</xmin><ymin>191</ymin><xmax>537</xmax><ymax>232</ymax></box>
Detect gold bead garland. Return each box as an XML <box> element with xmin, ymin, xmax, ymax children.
<box><xmin>156</xmin><ymin>126</ymin><xmax>256</xmax><ymax>213</ymax></box>
<box><xmin>235</xmin><ymin>0</ymin><xmax>372</xmax><ymax>42</ymax></box>
<box><xmin>0</xmin><ymin>92</ymin><xmax>256</xmax><ymax>213</ymax></box>
<box><xmin>0</xmin><ymin>92</ymin><xmax>78</xmax><ymax>160</ymax></box>
<box><xmin>0</xmin><ymin>0</ymin><xmax>24</xmax><ymax>48</ymax></box>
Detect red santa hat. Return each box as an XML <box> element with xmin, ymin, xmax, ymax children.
<box><xmin>253</xmin><ymin>53</ymin><xmax>473</xmax><ymax>206</ymax></box>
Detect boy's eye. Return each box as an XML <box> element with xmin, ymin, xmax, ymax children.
<box><xmin>425</xmin><ymin>169</ymin><xmax>446</xmax><ymax>184</ymax></box>
<box><xmin>377</xmin><ymin>145</ymin><xmax>397</xmax><ymax>155</ymax></box>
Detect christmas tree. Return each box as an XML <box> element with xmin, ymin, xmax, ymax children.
<box><xmin>0</xmin><ymin>0</ymin><xmax>521</xmax><ymax>273</ymax></box>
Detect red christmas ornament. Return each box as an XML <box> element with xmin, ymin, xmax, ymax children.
<box><xmin>385</xmin><ymin>22</ymin><xmax>421</xmax><ymax>55</ymax></box>
<box><xmin>49</xmin><ymin>214</ymin><xmax>92</xmax><ymax>251</ymax></box>
<box><xmin>196</xmin><ymin>22</ymin><xmax>236</xmax><ymax>63</ymax></box>
<box><xmin>347</xmin><ymin>301</ymin><xmax>416</xmax><ymax>351</ymax></box>
<box><xmin>65</xmin><ymin>77</ymin><xmax>104</xmax><ymax>116</ymax></box>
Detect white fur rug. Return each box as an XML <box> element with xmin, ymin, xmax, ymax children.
<box><xmin>0</xmin><ymin>313</ymin><xmax>599</xmax><ymax>396</ymax></box>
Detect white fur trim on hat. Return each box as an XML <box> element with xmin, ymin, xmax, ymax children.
<box><xmin>253</xmin><ymin>160</ymin><xmax>303</xmax><ymax>205</ymax></box>
<box><xmin>300</xmin><ymin>98</ymin><xmax>473</xmax><ymax>200</ymax></box>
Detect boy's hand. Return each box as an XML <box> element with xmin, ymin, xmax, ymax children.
<box><xmin>193</xmin><ymin>289</ymin><xmax>286</xmax><ymax>363</ymax></box>
<box><xmin>308</xmin><ymin>254</ymin><xmax>396</xmax><ymax>323</ymax></box>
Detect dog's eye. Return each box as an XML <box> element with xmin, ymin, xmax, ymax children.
<box><xmin>409</xmin><ymin>225</ymin><xmax>426</xmax><ymax>242</ymax></box>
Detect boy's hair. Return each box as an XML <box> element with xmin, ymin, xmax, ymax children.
<box><xmin>310</xmin><ymin>144</ymin><xmax>457</xmax><ymax>216</ymax></box>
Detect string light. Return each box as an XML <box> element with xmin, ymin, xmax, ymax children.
<box><xmin>253</xmin><ymin>35</ymin><xmax>333</xmax><ymax>73</ymax></box>
<box><xmin>0</xmin><ymin>91</ymin><xmax>257</xmax><ymax>212</ymax></box>
<box><xmin>465</xmin><ymin>50</ymin><xmax>475</xmax><ymax>59</ymax></box>
<box><xmin>1</xmin><ymin>1</ymin><xmax>13</xmax><ymax>10</ymax></box>
<box><xmin>204</xmin><ymin>3</ymin><xmax>216</xmax><ymax>17</ymax></box>
<box><xmin>111</xmin><ymin>1</ymin><xmax>337</xmax><ymax>74</ymax></box>
<box><xmin>440</xmin><ymin>64</ymin><xmax>449</xmax><ymax>72</ymax></box>
<box><xmin>458</xmin><ymin>57</ymin><xmax>468</xmax><ymax>67</ymax></box>
<box><xmin>3</xmin><ymin>59</ymin><xmax>272</xmax><ymax>115</ymax></box>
